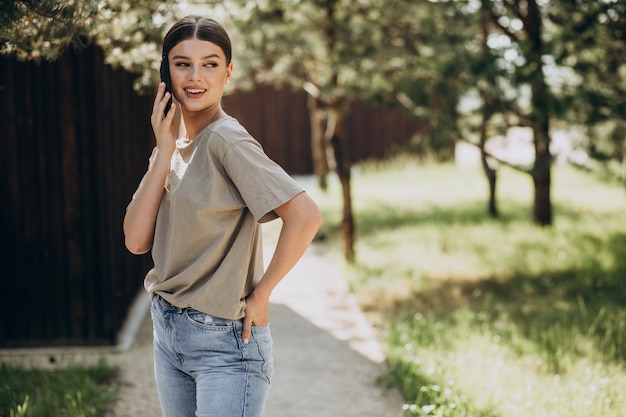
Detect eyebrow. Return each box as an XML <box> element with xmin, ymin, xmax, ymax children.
<box><xmin>171</xmin><ymin>54</ymin><xmax>221</xmax><ymax>60</ymax></box>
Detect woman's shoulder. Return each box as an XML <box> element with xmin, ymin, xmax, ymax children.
<box><xmin>200</xmin><ymin>115</ymin><xmax>264</xmax><ymax>157</ymax></box>
<box><xmin>210</xmin><ymin>115</ymin><xmax>254</xmax><ymax>144</ymax></box>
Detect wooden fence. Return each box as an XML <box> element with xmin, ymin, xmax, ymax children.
<box><xmin>0</xmin><ymin>46</ymin><xmax>155</xmax><ymax>347</ymax></box>
<box><xmin>0</xmin><ymin>44</ymin><xmax>424</xmax><ymax>347</ymax></box>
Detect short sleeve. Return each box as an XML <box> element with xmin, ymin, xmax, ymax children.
<box><xmin>222</xmin><ymin>139</ymin><xmax>303</xmax><ymax>223</ymax></box>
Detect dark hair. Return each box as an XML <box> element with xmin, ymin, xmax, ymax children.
<box><xmin>162</xmin><ymin>16</ymin><xmax>231</xmax><ymax>64</ymax></box>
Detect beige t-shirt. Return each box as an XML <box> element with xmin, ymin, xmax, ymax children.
<box><xmin>143</xmin><ymin>115</ymin><xmax>303</xmax><ymax>319</ymax></box>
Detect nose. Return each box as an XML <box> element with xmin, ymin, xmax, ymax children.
<box><xmin>189</xmin><ymin>64</ymin><xmax>201</xmax><ymax>81</ymax></box>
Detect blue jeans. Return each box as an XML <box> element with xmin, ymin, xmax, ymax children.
<box><xmin>150</xmin><ymin>295</ymin><xmax>273</xmax><ymax>417</ymax></box>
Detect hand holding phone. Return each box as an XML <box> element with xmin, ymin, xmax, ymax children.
<box><xmin>159</xmin><ymin>55</ymin><xmax>173</xmax><ymax>117</ymax></box>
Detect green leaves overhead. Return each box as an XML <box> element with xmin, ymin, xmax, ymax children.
<box><xmin>0</xmin><ymin>0</ymin><xmax>178</xmax><ymax>89</ymax></box>
<box><xmin>223</xmin><ymin>0</ymin><xmax>425</xmax><ymax>100</ymax></box>
<box><xmin>0</xmin><ymin>0</ymin><xmax>98</xmax><ymax>61</ymax></box>
<box><xmin>2</xmin><ymin>0</ymin><xmax>625</xmax><ymax>162</ymax></box>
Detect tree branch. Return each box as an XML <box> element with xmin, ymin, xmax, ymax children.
<box><xmin>459</xmin><ymin>138</ymin><xmax>532</xmax><ymax>174</ymax></box>
<box><xmin>487</xmin><ymin>5</ymin><xmax>521</xmax><ymax>42</ymax></box>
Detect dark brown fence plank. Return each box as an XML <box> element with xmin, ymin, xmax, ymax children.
<box><xmin>1</xmin><ymin>46</ymin><xmax>155</xmax><ymax>347</ymax></box>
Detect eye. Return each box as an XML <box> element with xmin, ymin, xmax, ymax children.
<box><xmin>174</xmin><ymin>62</ymin><xmax>190</xmax><ymax>67</ymax></box>
<box><xmin>204</xmin><ymin>62</ymin><xmax>218</xmax><ymax>68</ymax></box>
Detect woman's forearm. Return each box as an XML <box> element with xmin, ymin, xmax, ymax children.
<box><xmin>123</xmin><ymin>149</ymin><xmax>172</xmax><ymax>254</ymax></box>
<box><xmin>254</xmin><ymin>192</ymin><xmax>323</xmax><ymax>299</ymax></box>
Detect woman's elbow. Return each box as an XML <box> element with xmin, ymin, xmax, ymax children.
<box><xmin>123</xmin><ymin>215</ymin><xmax>154</xmax><ymax>254</ymax></box>
<box><xmin>297</xmin><ymin>199</ymin><xmax>323</xmax><ymax>236</ymax></box>
<box><xmin>123</xmin><ymin>226</ymin><xmax>153</xmax><ymax>255</ymax></box>
<box><xmin>125</xmin><ymin>237</ymin><xmax>152</xmax><ymax>255</ymax></box>
<box><xmin>310</xmin><ymin>205</ymin><xmax>323</xmax><ymax>231</ymax></box>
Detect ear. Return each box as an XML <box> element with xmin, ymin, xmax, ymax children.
<box><xmin>226</xmin><ymin>62</ymin><xmax>233</xmax><ymax>83</ymax></box>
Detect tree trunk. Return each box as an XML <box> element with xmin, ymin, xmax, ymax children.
<box><xmin>622</xmin><ymin>139</ymin><xmax>626</xmax><ymax>192</ymax></box>
<box><xmin>317</xmin><ymin>0</ymin><xmax>355</xmax><ymax>261</ymax></box>
<box><xmin>479</xmin><ymin>116</ymin><xmax>498</xmax><ymax>217</ymax></box>
<box><xmin>305</xmin><ymin>88</ymin><xmax>356</xmax><ymax>262</ymax></box>
<box><xmin>327</xmin><ymin>110</ymin><xmax>355</xmax><ymax>262</ymax></box>
<box><xmin>306</xmin><ymin>93</ymin><xmax>329</xmax><ymax>190</ymax></box>
<box><xmin>479</xmin><ymin>1</ymin><xmax>498</xmax><ymax>218</ymax></box>
<box><xmin>526</xmin><ymin>0</ymin><xmax>552</xmax><ymax>226</ymax></box>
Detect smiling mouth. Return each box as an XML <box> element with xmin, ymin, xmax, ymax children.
<box><xmin>184</xmin><ymin>88</ymin><xmax>207</xmax><ymax>95</ymax></box>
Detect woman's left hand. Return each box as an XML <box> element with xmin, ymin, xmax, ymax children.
<box><xmin>242</xmin><ymin>290</ymin><xmax>270</xmax><ymax>344</ymax></box>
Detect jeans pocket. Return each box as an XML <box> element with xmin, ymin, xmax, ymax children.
<box><xmin>251</xmin><ymin>324</ymin><xmax>274</xmax><ymax>380</ymax></box>
<box><xmin>185</xmin><ymin>309</ymin><xmax>234</xmax><ymax>330</ymax></box>
<box><xmin>251</xmin><ymin>324</ymin><xmax>272</xmax><ymax>346</ymax></box>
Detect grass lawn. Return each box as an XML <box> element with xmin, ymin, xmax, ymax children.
<box><xmin>0</xmin><ymin>359</ymin><xmax>117</xmax><ymax>417</ymax></box>
<box><xmin>304</xmin><ymin>158</ymin><xmax>626</xmax><ymax>417</ymax></box>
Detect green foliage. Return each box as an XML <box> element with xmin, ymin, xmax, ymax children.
<box><xmin>385</xmin><ymin>1</ymin><xmax>476</xmax><ymax>152</ymax></box>
<box><xmin>8</xmin><ymin>396</ymin><xmax>28</xmax><ymax>417</ymax></box>
<box><xmin>3</xmin><ymin>0</ymin><xmax>624</xmax><ymax>165</ymax></box>
<box><xmin>0</xmin><ymin>0</ymin><xmax>180</xmax><ymax>90</ymax></box>
<box><xmin>221</xmin><ymin>0</ymin><xmax>409</xmax><ymax>99</ymax></box>
<box><xmin>0</xmin><ymin>359</ymin><xmax>117</xmax><ymax>417</ymax></box>
<box><xmin>548</xmin><ymin>0</ymin><xmax>626</xmax><ymax>164</ymax></box>
<box><xmin>93</xmin><ymin>0</ymin><xmax>179</xmax><ymax>90</ymax></box>
<box><xmin>0</xmin><ymin>0</ymin><xmax>99</xmax><ymax>61</ymax></box>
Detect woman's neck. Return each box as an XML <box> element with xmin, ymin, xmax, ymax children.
<box><xmin>182</xmin><ymin>106</ymin><xmax>224</xmax><ymax>140</ymax></box>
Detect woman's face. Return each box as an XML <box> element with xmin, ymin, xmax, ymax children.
<box><xmin>167</xmin><ymin>38</ymin><xmax>232</xmax><ymax>115</ymax></box>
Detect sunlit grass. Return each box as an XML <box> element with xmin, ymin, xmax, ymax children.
<box><xmin>0</xmin><ymin>359</ymin><xmax>117</xmax><ymax>417</ymax></box>
<box><xmin>302</xmin><ymin>158</ymin><xmax>626</xmax><ymax>417</ymax></box>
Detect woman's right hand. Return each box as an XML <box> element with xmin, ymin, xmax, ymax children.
<box><xmin>123</xmin><ymin>83</ymin><xmax>178</xmax><ymax>254</ymax></box>
<box><xmin>150</xmin><ymin>82</ymin><xmax>177</xmax><ymax>153</ymax></box>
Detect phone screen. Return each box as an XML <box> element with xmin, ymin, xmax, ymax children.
<box><xmin>159</xmin><ymin>56</ymin><xmax>173</xmax><ymax>117</ymax></box>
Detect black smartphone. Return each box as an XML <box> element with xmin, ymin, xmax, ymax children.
<box><xmin>159</xmin><ymin>55</ymin><xmax>173</xmax><ymax>117</ymax></box>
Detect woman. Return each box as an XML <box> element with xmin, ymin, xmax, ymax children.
<box><xmin>123</xmin><ymin>15</ymin><xmax>323</xmax><ymax>417</ymax></box>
